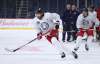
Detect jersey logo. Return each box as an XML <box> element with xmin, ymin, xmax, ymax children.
<box><xmin>82</xmin><ymin>19</ymin><xmax>89</xmax><ymax>29</ymax></box>
<box><xmin>40</xmin><ymin>22</ymin><xmax>49</xmax><ymax>31</ymax></box>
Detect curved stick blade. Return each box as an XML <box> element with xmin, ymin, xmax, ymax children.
<box><xmin>4</xmin><ymin>48</ymin><xmax>15</xmax><ymax>52</ymax></box>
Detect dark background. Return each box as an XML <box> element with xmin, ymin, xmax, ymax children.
<box><xmin>0</xmin><ymin>0</ymin><xmax>100</xmax><ymax>18</ymax></box>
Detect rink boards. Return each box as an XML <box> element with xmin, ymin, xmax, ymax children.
<box><xmin>0</xmin><ymin>19</ymin><xmax>33</xmax><ymax>30</ymax></box>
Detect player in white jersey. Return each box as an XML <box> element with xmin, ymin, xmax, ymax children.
<box><xmin>74</xmin><ymin>8</ymin><xmax>99</xmax><ymax>51</ymax></box>
<box><xmin>88</xmin><ymin>6</ymin><xmax>100</xmax><ymax>41</ymax></box>
<box><xmin>88</xmin><ymin>6</ymin><xmax>97</xmax><ymax>18</ymax></box>
<box><xmin>33</xmin><ymin>8</ymin><xmax>78</xmax><ymax>59</ymax></box>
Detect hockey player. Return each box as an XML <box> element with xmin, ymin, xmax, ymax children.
<box><xmin>33</xmin><ymin>8</ymin><xmax>78</xmax><ymax>59</ymax></box>
<box><xmin>74</xmin><ymin>8</ymin><xmax>99</xmax><ymax>51</ymax></box>
<box><xmin>88</xmin><ymin>5</ymin><xmax>97</xmax><ymax>19</ymax></box>
<box><xmin>88</xmin><ymin>5</ymin><xmax>100</xmax><ymax>41</ymax></box>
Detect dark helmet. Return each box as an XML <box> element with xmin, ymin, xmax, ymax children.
<box><xmin>82</xmin><ymin>8</ymin><xmax>88</xmax><ymax>12</ymax></box>
<box><xmin>89</xmin><ymin>5</ymin><xmax>95</xmax><ymax>9</ymax></box>
<box><xmin>82</xmin><ymin>8</ymin><xmax>88</xmax><ymax>17</ymax></box>
<box><xmin>35</xmin><ymin>8</ymin><xmax>44</xmax><ymax>14</ymax></box>
<box><xmin>35</xmin><ymin>8</ymin><xmax>44</xmax><ymax>19</ymax></box>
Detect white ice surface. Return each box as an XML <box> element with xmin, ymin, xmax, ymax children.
<box><xmin>0</xmin><ymin>30</ymin><xmax>100</xmax><ymax>64</ymax></box>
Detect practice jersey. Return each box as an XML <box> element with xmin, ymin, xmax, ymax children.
<box><xmin>33</xmin><ymin>12</ymin><xmax>61</xmax><ymax>34</ymax></box>
<box><xmin>76</xmin><ymin>14</ymin><xmax>96</xmax><ymax>29</ymax></box>
<box><xmin>89</xmin><ymin>11</ymin><xmax>100</xmax><ymax>27</ymax></box>
<box><xmin>89</xmin><ymin>11</ymin><xmax>97</xmax><ymax>19</ymax></box>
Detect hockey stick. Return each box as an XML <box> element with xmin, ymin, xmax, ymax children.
<box><xmin>5</xmin><ymin>31</ymin><xmax>50</xmax><ymax>52</ymax></box>
<box><xmin>5</xmin><ymin>38</ymin><xmax>37</xmax><ymax>52</ymax></box>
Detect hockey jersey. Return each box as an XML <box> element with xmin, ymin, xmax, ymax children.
<box><xmin>76</xmin><ymin>14</ymin><xmax>96</xmax><ymax>29</ymax></box>
<box><xmin>89</xmin><ymin>11</ymin><xmax>97</xmax><ymax>19</ymax></box>
<box><xmin>33</xmin><ymin>12</ymin><xmax>61</xmax><ymax>34</ymax></box>
<box><xmin>89</xmin><ymin>11</ymin><xmax>100</xmax><ymax>27</ymax></box>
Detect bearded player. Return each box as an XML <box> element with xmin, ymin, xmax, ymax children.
<box><xmin>33</xmin><ymin>8</ymin><xmax>78</xmax><ymax>59</ymax></box>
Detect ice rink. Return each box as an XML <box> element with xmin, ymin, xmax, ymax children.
<box><xmin>0</xmin><ymin>30</ymin><xmax>100</xmax><ymax>64</ymax></box>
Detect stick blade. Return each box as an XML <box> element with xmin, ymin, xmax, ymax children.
<box><xmin>4</xmin><ymin>48</ymin><xmax>15</xmax><ymax>52</ymax></box>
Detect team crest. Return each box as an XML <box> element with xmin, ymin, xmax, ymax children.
<box><xmin>82</xmin><ymin>19</ymin><xmax>89</xmax><ymax>29</ymax></box>
<box><xmin>40</xmin><ymin>22</ymin><xmax>49</xmax><ymax>31</ymax></box>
